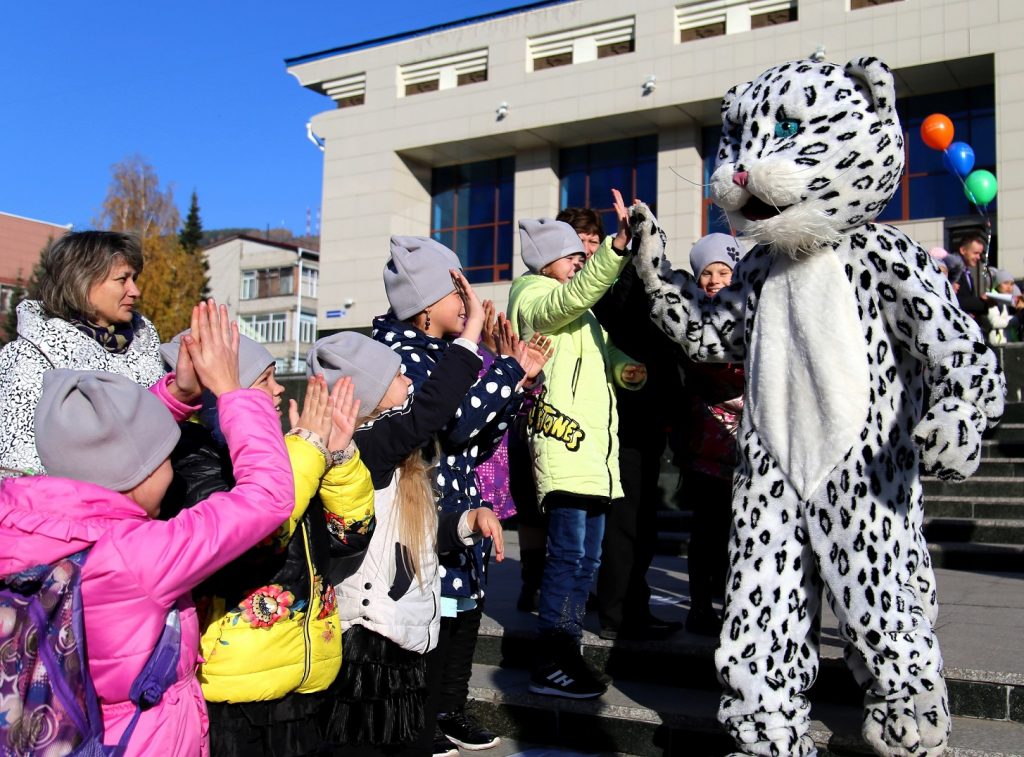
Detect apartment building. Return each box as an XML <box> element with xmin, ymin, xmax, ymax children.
<box><xmin>0</xmin><ymin>211</ymin><xmax>71</xmax><ymax>315</ymax></box>
<box><xmin>204</xmin><ymin>234</ymin><xmax>320</xmax><ymax>373</ymax></box>
<box><xmin>287</xmin><ymin>0</ymin><xmax>1021</xmax><ymax>330</ymax></box>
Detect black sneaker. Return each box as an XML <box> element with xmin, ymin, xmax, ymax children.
<box><xmin>437</xmin><ymin>708</ymin><xmax>500</xmax><ymax>750</ymax></box>
<box><xmin>529</xmin><ymin>659</ymin><xmax>607</xmax><ymax>699</ymax></box>
<box><xmin>432</xmin><ymin>725</ymin><xmax>459</xmax><ymax>757</ymax></box>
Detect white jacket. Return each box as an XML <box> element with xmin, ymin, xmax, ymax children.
<box><xmin>335</xmin><ymin>472</ymin><xmax>476</xmax><ymax>654</ymax></box>
<box><xmin>0</xmin><ymin>300</ymin><xmax>165</xmax><ymax>474</ymax></box>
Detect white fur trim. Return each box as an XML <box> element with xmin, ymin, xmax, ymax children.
<box><xmin>748</xmin><ymin>250</ymin><xmax>870</xmax><ymax>500</ymax></box>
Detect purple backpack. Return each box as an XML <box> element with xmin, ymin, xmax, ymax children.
<box><xmin>0</xmin><ymin>550</ymin><xmax>180</xmax><ymax>756</ymax></box>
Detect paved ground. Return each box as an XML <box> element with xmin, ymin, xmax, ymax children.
<box><xmin>482</xmin><ymin>531</ymin><xmax>1024</xmax><ymax>685</ymax></box>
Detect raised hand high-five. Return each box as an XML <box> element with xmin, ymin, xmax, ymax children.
<box><xmin>451</xmin><ymin>269</ymin><xmax>485</xmax><ymax>345</ymax></box>
<box><xmin>327</xmin><ymin>376</ymin><xmax>361</xmax><ymax>453</ymax></box>
<box><xmin>288</xmin><ymin>375</ymin><xmax>334</xmax><ymax>447</ymax></box>
<box><xmin>181</xmin><ymin>300</ymin><xmax>241</xmax><ymax>397</ymax></box>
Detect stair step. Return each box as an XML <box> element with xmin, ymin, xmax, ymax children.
<box><xmin>975</xmin><ymin>458</ymin><xmax>1024</xmax><ymax>476</ymax></box>
<box><xmin>998</xmin><ymin>403</ymin><xmax>1024</xmax><ymax>423</ymax></box>
<box><xmin>927</xmin><ymin>541</ymin><xmax>1024</xmax><ymax>572</ymax></box>
<box><xmin>467</xmin><ymin>663</ymin><xmax>1024</xmax><ymax>757</ymax></box>
<box><xmin>924</xmin><ymin>476</ymin><xmax>1024</xmax><ymax>498</ymax></box>
<box><xmin>924</xmin><ymin>518</ymin><xmax>1024</xmax><ymax>544</ymax></box>
<box><xmin>981</xmin><ymin>439</ymin><xmax>1024</xmax><ymax>459</ymax></box>
<box><xmin>924</xmin><ymin>500</ymin><xmax>1024</xmax><ymax>520</ymax></box>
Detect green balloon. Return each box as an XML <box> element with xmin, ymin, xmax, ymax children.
<box><xmin>964</xmin><ymin>169</ymin><xmax>997</xmax><ymax>205</ymax></box>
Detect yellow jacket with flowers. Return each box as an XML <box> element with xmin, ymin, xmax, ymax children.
<box><xmin>165</xmin><ymin>424</ymin><xmax>373</xmax><ymax>703</ymax></box>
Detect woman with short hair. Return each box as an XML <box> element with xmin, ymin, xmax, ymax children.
<box><xmin>0</xmin><ymin>229</ymin><xmax>194</xmax><ymax>473</ymax></box>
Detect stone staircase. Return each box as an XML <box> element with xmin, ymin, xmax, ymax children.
<box><xmin>469</xmin><ymin>538</ymin><xmax>1024</xmax><ymax>756</ymax></box>
<box><xmin>467</xmin><ymin>404</ymin><xmax>1024</xmax><ymax>755</ymax></box>
<box><xmin>655</xmin><ymin>402</ymin><xmax>1024</xmax><ymax>574</ymax></box>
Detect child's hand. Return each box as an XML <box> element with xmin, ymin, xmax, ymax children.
<box><xmin>493</xmin><ymin>312</ymin><xmax>517</xmax><ymax>356</ymax></box>
<box><xmin>288</xmin><ymin>375</ymin><xmax>334</xmax><ymax>445</ymax></box>
<box><xmin>466</xmin><ymin>507</ymin><xmax>504</xmax><ymax>562</ymax></box>
<box><xmin>167</xmin><ymin>326</ymin><xmax>201</xmax><ymax>404</ymax></box>
<box><xmin>452</xmin><ymin>269</ymin><xmax>485</xmax><ymax>344</ymax></box>
<box><xmin>480</xmin><ymin>300</ymin><xmax>498</xmax><ymax>354</ymax></box>
<box><xmin>182</xmin><ymin>300</ymin><xmax>241</xmax><ymax>397</ymax></box>
<box><xmin>621</xmin><ymin>363</ymin><xmax>647</xmax><ymax>385</ymax></box>
<box><xmin>328</xmin><ymin>376</ymin><xmax>361</xmax><ymax>452</ymax></box>
<box><xmin>611</xmin><ymin>188</ymin><xmax>633</xmax><ymax>252</ymax></box>
<box><xmin>524</xmin><ymin>333</ymin><xmax>554</xmax><ymax>377</ymax></box>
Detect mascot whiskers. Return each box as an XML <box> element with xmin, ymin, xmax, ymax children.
<box><xmin>631</xmin><ymin>57</ymin><xmax>1005</xmax><ymax>757</ymax></box>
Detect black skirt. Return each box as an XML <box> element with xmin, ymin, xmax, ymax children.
<box><xmin>207</xmin><ymin>688</ymin><xmax>329</xmax><ymax>757</ymax></box>
<box><xmin>322</xmin><ymin>625</ymin><xmax>427</xmax><ymax>747</ymax></box>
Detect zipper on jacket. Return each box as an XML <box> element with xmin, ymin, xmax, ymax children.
<box><xmin>298</xmin><ymin>523</ymin><xmax>315</xmax><ymax>688</ymax></box>
<box><xmin>605</xmin><ymin>377</ymin><xmax>614</xmax><ymax>499</ymax></box>
<box><xmin>571</xmin><ymin>357</ymin><xmax>582</xmax><ymax>398</ymax></box>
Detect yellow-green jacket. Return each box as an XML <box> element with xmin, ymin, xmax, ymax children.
<box><xmin>506</xmin><ymin>237</ymin><xmax>644</xmax><ymax>506</ymax></box>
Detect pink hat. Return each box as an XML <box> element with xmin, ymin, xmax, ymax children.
<box><xmin>928</xmin><ymin>247</ymin><xmax>949</xmax><ymax>260</ymax></box>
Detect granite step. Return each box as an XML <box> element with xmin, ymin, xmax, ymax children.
<box><xmin>927</xmin><ymin>541</ymin><xmax>1024</xmax><ymax>572</ymax></box>
<box><xmin>467</xmin><ymin>664</ymin><xmax>1024</xmax><ymax>757</ymax></box>
<box><xmin>923</xmin><ymin>476</ymin><xmax>1024</xmax><ymax>499</ymax></box>
<box><xmin>975</xmin><ymin>458</ymin><xmax>1024</xmax><ymax>477</ymax></box>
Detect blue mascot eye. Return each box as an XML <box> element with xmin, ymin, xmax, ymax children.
<box><xmin>774</xmin><ymin>119</ymin><xmax>800</xmax><ymax>138</ymax></box>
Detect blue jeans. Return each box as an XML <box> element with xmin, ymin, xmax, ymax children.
<box><xmin>537</xmin><ymin>496</ymin><xmax>607</xmax><ymax>641</ymax></box>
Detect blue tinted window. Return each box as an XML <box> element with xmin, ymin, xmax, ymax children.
<box><xmin>431</xmin><ymin>156</ymin><xmax>515</xmax><ymax>283</ymax></box>
<box><xmin>558</xmin><ymin>136</ymin><xmax>658</xmax><ymax>218</ymax></box>
<box><xmin>701</xmin><ymin>125</ymin><xmax>733</xmax><ymax>235</ymax></box>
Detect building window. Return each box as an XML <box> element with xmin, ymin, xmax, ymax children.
<box><xmin>299</xmin><ymin>312</ymin><xmax>317</xmax><ymax>344</ymax></box>
<box><xmin>850</xmin><ymin>0</ymin><xmax>902</xmax><ymax>9</ymax></box>
<box><xmin>322</xmin><ymin>72</ymin><xmax>366</xmax><ymax>109</ymax></box>
<box><xmin>399</xmin><ymin>49</ymin><xmax>488</xmax><ymax>98</ymax></box>
<box><xmin>701</xmin><ymin>125</ymin><xmax>734</xmax><ymax>236</ymax></box>
<box><xmin>528</xmin><ymin>17</ymin><xmax>635</xmax><ymax>72</ymax></box>
<box><xmin>241</xmin><ymin>313</ymin><xmax>288</xmax><ymax>344</ymax></box>
<box><xmin>431</xmin><ymin>157</ymin><xmax>515</xmax><ymax>285</ymax></box>
<box><xmin>559</xmin><ymin>135</ymin><xmax>658</xmax><ymax>235</ymax></box>
<box><xmin>301</xmin><ymin>267</ymin><xmax>319</xmax><ymax>298</ymax></box>
<box><xmin>241</xmin><ymin>271</ymin><xmax>257</xmax><ymax>300</ymax></box>
<box><xmin>241</xmin><ymin>267</ymin><xmax>294</xmax><ymax>300</ymax></box>
<box><xmin>677</xmin><ymin>0</ymin><xmax>797</xmax><ymax>43</ymax></box>
<box><xmin>878</xmin><ymin>85</ymin><xmax>995</xmax><ymax>223</ymax></box>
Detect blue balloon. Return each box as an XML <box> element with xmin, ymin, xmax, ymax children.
<box><xmin>943</xmin><ymin>142</ymin><xmax>975</xmax><ymax>178</ymax></box>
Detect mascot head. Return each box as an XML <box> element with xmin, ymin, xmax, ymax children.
<box><xmin>709</xmin><ymin>56</ymin><xmax>903</xmax><ymax>257</ymax></box>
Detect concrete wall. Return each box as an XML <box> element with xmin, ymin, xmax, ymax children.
<box><xmin>290</xmin><ymin>0</ymin><xmax>1024</xmax><ymax>329</ymax></box>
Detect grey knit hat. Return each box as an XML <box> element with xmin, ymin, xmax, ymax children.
<box><xmin>306</xmin><ymin>332</ymin><xmax>403</xmax><ymax>413</ymax></box>
<box><xmin>159</xmin><ymin>331</ymin><xmax>274</xmax><ymax>391</ymax></box>
<box><xmin>35</xmin><ymin>370</ymin><xmax>181</xmax><ymax>492</ymax></box>
<box><xmin>994</xmin><ymin>268</ymin><xmax>1015</xmax><ymax>286</ymax></box>
<box><xmin>518</xmin><ymin>219</ymin><xmax>585</xmax><ymax>273</ymax></box>
<box><xmin>160</xmin><ymin>331</ymin><xmax>276</xmax><ymax>389</ymax></box>
<box><xmin>689</xmin><ymin>233</ymin><xmax>743</xmax><ymax>276</ymax></box>
<box><xmin>384</xmin><ymin>236</ymin><xmax>462</xmax><ymax>320</ymax></box>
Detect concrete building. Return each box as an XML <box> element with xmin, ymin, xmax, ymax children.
<box><xmin>0</xmin><ymin>212</ymin><xmax>71</xmax><ymax>315</ymax></box>
<box><xmin>287</xmin><ymin>0</ymin><xmax>1020</xmax><ymax>331</ymax></box>
<box><xmin>204</xmin><ymin>234</ymin><xmax>320</xmax><ymax>373</ymax></box>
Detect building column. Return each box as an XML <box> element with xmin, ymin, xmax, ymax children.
<box><xmin>656</xmin><ymin>123</ymin><xmax>704</xmax><ymax>271</ymax></box>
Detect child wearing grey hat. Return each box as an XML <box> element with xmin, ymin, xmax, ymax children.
<box><xmin>311</xmin><ymin>321</ymin><xmax>506</xmax><ymax>753</ymax></box>
<box><xmin>1</xmin><ymin>301</ymin><xmax>295</xmax><ymax>756</ymax></box>
<box><xmin>507</xmin><ymin>189</ymin><xmax>648</xmax><ymax>700</ymax></box>
<box><xmin>376</xmin><ymin>251</ymin><xmax>543</xmax><ymax>749</ymax></box>
<box><xmin>158</xmin><ymin>328</ymin><xmax>375</xmax><ymax>755</ymax></box>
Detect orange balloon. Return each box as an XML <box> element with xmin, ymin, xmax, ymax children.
<box><xmin>921</xmin><ymin>114</ymin><xmax>954</xmax><ymax>151</ymax></box>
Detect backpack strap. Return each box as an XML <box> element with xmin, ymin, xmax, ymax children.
<box><xmin>112</xmin><ymin>608</ymin><xmax>181</xmax><ymax>755</ymax></box>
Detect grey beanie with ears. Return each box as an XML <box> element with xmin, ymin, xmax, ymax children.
<box><xmin>306</xmin><ymin>332</ymin><xmax>403</xmax><ymax>413</ymax></box>
<box><xmin>384</xmin><ymin>236</ymin><xmax>462</xmax><ymax>320</ymax></box>
<box><xmin>689</xmin><ymin>233</ymin><xmax>743</xmax><ymax>277</ymax></box>
<box><xmin>35</xmin><ymin>369</ymin><xmax>180</xmax><ymax>492</ymax></box>
<box><xmin>519</xmin><ymin>219</ymin><xmax>585</xmax><ymax>273</ymax></box>
<box><xmin>160</xmin><ymin>331</ymin><xmax>276</xmax><ymax>389</ymax></box>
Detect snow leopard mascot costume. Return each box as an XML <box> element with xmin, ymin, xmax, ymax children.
<box><xmin>631</xmin><ymin>57</ymin><xmax>1005</xmax><ymax>756</ymax></box>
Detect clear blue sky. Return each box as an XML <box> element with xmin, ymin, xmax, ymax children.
<box><xmin>1</xmin><ymin>1</ymin><xmax>524</xmax><ymax>235</ymax></box>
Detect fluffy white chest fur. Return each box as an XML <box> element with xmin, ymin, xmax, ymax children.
<box><xmin>748</xmin><ymin>250</ymin><xmax>871</xmax><ymax>500</ymax></box>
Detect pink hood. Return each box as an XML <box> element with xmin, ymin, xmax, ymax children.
<box><xmin>0</xmin><ymin>389</ymin><xmax>294</xmax><ymax>756</ymax></box>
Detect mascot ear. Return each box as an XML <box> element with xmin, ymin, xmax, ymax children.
<box><xmin>844</xmin><ymin>56</ymin><xmax>897</xmax><ymax>117</ymax></box>
<box><xmin>720</xmin><ymin>83</ymin><xmax>743</xmax><ymax>120</ymax></box>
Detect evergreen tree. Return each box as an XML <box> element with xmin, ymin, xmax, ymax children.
<box><xmin>178</xmin><ymin>190</ymin><xmax>210</xmax><ymax>298</ymax></box>
<box><xmin>179</xmin><ymin>190</ymin><xmax>203</xmax><ymax>253</ymax></box>
<box><xmin>1</xmin><ymin>259</ymin><xmax>43</xmax><ymax>346</ymax></box>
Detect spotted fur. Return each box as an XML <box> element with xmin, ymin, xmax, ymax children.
<box><xmin>632</xmin><ymin>57</ymin><xmax>1005</xmax><ymax>757</ymax></box>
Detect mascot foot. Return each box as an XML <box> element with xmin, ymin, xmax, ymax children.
<box><xmin>862</xmin><ymin>679</ymin><xmax>950</xmax><ymax>757</ymax></box>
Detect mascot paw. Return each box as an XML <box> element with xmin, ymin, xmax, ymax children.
<box><xmin>862</xmin><ymin>680</ymin><xmax>950</xmax><ymax>757</ymax></box>
<box><xmin>912</xmin><ymin>398</ymin><xmax>984</xmax><ymax>482</ymax></box>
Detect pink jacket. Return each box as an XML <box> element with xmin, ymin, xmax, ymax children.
<box><xmin>0</xmin><ymin>388</ymin><xmax>294</xmax><ymax>756</ymax></box>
